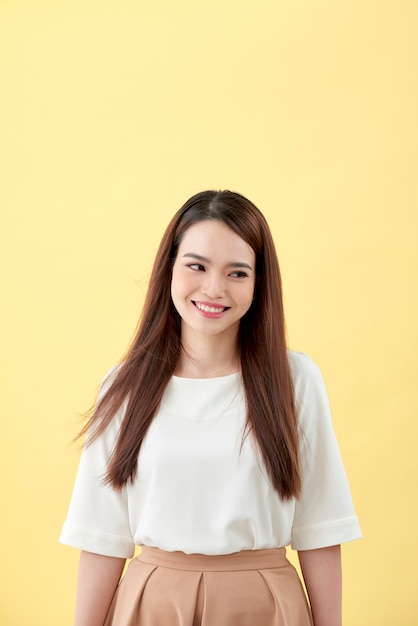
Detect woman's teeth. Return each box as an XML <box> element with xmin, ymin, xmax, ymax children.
<box><xmin>195</xmin><ymin>302</ymin><xmax>227</xmax><ymax>313</ymax></box>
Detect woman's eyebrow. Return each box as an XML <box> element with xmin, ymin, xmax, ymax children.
<box><xmin>182</xmin><ymin>252</ymin><xmax>253</xmax><ymax>270</ymax></box>
<box><xmin>182</xmin><ymin>252</ymin><xmax>209</xmax><ymax>262</ymax></box>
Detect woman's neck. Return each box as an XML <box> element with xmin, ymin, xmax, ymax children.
<box><xmin>174</xmin><ymin>328</ymin><xmax>240</xmax><ymax>378</ymax></box>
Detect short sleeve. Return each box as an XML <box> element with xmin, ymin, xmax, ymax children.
<box><xmin>289</xmin><ymin>353</ymin><xmax>362</xmax><ymax>551</ymax></box>
<box><xmin>59</xmin><ymin>373</ymin><xmax>135</xmax><ymax>558</ymax></box>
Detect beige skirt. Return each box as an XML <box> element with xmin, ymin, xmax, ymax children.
<box><xmin>104</xmin><ymin>546</ymin><xmax>313</xmax><ymax>626</ymax></box>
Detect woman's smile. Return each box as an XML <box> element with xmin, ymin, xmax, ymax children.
<box><xmin>192</xmin><ymin>300</ymin><xmax>231</xmax><ymax>317</ymax></box>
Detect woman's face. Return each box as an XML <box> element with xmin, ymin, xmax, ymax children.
<box><xmin>171</xmin><ymin>220</ymin><xmax>256</xmax><ymax>342</ymax></box>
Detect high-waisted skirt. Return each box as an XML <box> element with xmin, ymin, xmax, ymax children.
<box><xmin>104</xmin><ymin>546</ymin><xmax>313</xmax><ymax>626</ymax></box>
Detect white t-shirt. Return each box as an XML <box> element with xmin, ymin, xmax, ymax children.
<box><xmin>59</xmin><ymin>351</ymin><xmax>362</xmax><ymax>558</ymax></box>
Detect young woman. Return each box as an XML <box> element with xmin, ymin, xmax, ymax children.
<box><xmin>60</xmin><ymin>190</ymin><xmax>361</xmax><ymax>626</ymax></box>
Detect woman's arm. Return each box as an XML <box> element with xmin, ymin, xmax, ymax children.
<box><xmin>298</xmin><ymin>544</ymin><xmax>342</xmax><ymax>626</ymax></box>
<box><xmin>74</xmin><ymin>550</ymin><xmax>126</xmax><ymax>626</ymax></box>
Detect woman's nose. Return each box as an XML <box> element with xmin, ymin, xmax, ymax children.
<box><xmin>201</xmin><ymin>272</ymin><xmax>225</xmax><ymax>298</ymax></box>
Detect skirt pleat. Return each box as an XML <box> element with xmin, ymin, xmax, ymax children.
<box><xmin>258</xmin><ymin>568</ymin><xmax>313</xmax><ymax>626</ymax></box>
<box><xmin>104</xmin><ymin>547</ymin><xmax>313</xmax><ymax>626</ymax></box>
<box><xmin>103</xmin><ymin>561</ymin><xmax>158</xmax><ymax>626</ymax></box>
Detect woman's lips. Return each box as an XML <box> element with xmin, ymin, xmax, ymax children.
<box><xmin>192</xmin><ymin>300</ymin><xmax>230</xmax><ymax>317</ymax></box>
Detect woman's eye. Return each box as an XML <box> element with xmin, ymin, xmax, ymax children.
<box><xmin>230</xmin><ymin>271</ymin><xmax>248</xmax><ymax>278</ymax></box>
<box><xmin>188</xmin><ymin>263</ymin><xmax>205</xmax><ymax>271</ymax></box>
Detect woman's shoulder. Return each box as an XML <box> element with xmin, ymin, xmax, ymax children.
<box><xmin>97</xmin><ymin>363</ymin><xmax>122</xmax><ymax>398</ymax></box>
<box><xmin>287</xmin><ymin>350</ymin><xmax>332</xmax><ymax>427</ymax></box>
<box><xmin>287</xmin><ymin>349</ymin><xmax>323</xmax><ymax>382</ymax></box>
<box><xmin>287</xmin><ymin>350</ymin><xmax>330</xmax><ymax>405</ymax></box>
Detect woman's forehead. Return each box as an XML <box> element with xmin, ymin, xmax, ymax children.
<box><xmin>178</xmin><ymin>220</ymin><xmax>255</xmax><ymax>263</ymax></box>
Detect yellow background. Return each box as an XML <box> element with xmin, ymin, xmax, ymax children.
<box><xmin>1</xmin><ymin>1</ymin><xmax>417</xmax><ymax>624</ymax></box>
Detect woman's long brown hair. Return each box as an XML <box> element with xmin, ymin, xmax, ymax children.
<box><xmin>81</xmin><ymin>190</ymin><xmax>301</xmax><ymax>500</ymax></box>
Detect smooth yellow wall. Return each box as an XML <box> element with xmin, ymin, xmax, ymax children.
<box><xmin>1</xmin><ymin>1</ymin><xmax>417</xmax><ymax>624</ymax></box>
